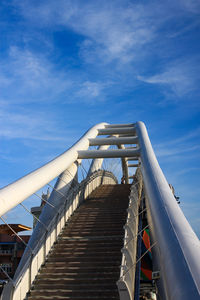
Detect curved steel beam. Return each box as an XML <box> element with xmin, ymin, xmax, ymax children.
<box><xmin>136</xmin><ymin>121</ymin><xmax>200</xmax><ymax>300</ymax></box>
<box><xmin>88</xmin><ymin>145</ymin><xmax>109</xmax><ymax>174</ymax></box>
<box><xmin>0</xmin><ymin>123</ymin><xmax>108</xmax><ymax>217</ymax></box>
<box><xmin>118</xmin><ymin>144</ymin><xmax>129</xmax><ymax>184</ymax></box>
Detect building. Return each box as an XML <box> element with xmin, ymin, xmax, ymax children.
<box><xmin>0</xmin><ymin>224</ymin><xmax>31</xmax><ymax>283</ymax></box>
<box><xmin>31</xmin><ymin>189</ymin><xmax>50</xmax><ymax>228</ymax></box>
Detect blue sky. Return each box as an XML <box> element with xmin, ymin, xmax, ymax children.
<box><xmin>0</xmin><ymin>0</ymin><xmax>200</xmax><ymax>237</ymax></box>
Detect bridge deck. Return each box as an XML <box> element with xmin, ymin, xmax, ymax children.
<box><xmin>27</xmin><ymin>184</ymin><xmax>131</xmax><ymax>300</ymax></box>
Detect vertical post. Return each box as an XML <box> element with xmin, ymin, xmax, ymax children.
<box><xmin>29</xmin><ymin>253</ymin><xmax>33</xmax><ymax>291</ymax></box>
<box><xmin>134</xmin><ymin>213</ymin><xmax>142</xmax><ymax>300</ymax></box>
<box><xmin>55</xmin><ymin>212</ymin><xmax>60</xmax><ymax>240</ymax></box>
<box><xmin>43</xmin><ymin>229</ymin><xmax>48</xmax><ymax>264</ymax></box>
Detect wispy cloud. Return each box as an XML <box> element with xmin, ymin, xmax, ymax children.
<box><xmin>138</xmin><ymin>58</ymin><xmax>200</xmax><ymax>97</ymax></box>
<box><xmin>154</xmin><ymin>126</ymin><xmax>200</xmax><ymax>159</ymax></box>
<box><xmin>0</xmin><ymin>105</ymin><xmax>71</xmax><ymax>142</ymax></box>
<box><xmin>75</xmin><ymin>81</ymin><xmax>104</xmax><ymax>100</ymax></box>
<box><xmin>155</xmin><ymin>145</ymin><xmax>200</xmax><ymax>158</ymax></box>
<box><xmin>177</xmin><ymin>0</ymin><xmax>200</xmax><ymax>14</ymax></box>
<box><xmin>15</xmin><ymin>0</ymin><xmax>158</xmax><ymax>64</ymax></box>
<box><xmin>15</xmin><ymin>0</ymin><xmax>199</xmax><ymax>66</ymax></box>
<box><xmin>10</xmin><ymin>0</ymin><xmax>200</xmax><ymax>102</ymax></box>
<box><xmin>174</xmin><ymin>167</ymin><xmax>200</xmax><ymax>176</ymax></box>
<box><xmin>156</xmin><ymin>127</ymin><xmax>200</xmax><ymax>147</ymax></box>
<box><xmin>0</xmin><ymin>46</ymin><xmax>72</xmax><ymax>103</ymax></box>
<box><xmin>0</xmin><ymin>45</ymin><xmax>107</xmax><ymax>104</ymax></box>
<box><xmin>167</xmin><ymin>19</ymin><xmax>200</xmax><ymax>38</ymax></box>
<box><xmin>181</xmin><ymin>201</ymin><xmax>200</xmax><ymax>238</ymax></box>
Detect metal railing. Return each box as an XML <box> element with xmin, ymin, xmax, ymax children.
<box><xmin>117</xmin><ymin>181</ymin><xmax>140</xmax><ymax>300</ymax></box>
<box><xmin>1</xmin><ymin>170</ymin><xmax>117</xmax><ymax>300</ymax></box>
<box><xmin>136</xmin><ymin>121</ymin><xmax>200</xmax><ymax>300</ymax></box>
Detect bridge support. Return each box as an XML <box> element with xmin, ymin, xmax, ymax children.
<box><xmin>78</xmin><ymin>148</ymin><xmax>140</xmax><ymax>159</ymax></box>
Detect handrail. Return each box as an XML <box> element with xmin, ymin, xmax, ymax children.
<box><xmin>0</xmin><ymin>122</ymin><xmax>108</xmax><ymax>217</ymax></box>
<box><xmin>117</xmin><ymin>180</ymin><xmax>141</xmax><ymax>300</ymax></box>
<box><xmin>136</xmin><ymin>121</ymin><xmax>200</xmax><ymax>300</ymax></box>
<box><xmin>1</xmin><ymin>170</ymin><xmax>117</xmax><ymax>300</ymax></box>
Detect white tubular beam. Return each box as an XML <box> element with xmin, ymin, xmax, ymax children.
<box><xmin>127</xmin><ymin>157</ymin><xmax>139</xmax><ymax>161</ymax></box>
<box><xmin>125</xmin><ymin>146</ymin><xmax>137</xmax><ymax>149</ymax></box>
<box><xmin>128</xmin><ymin>164</ymin><xmax>139</xmax><ymax>167</ymax></box>
<box><xmin>98</xmin><ymin>127</ymin><xmax>136</xmax><ymax>135</ymax></box>
<box><xmin>136</xmin><ymin>121</ymin><xmax>200</xmax><ymax>300</ymax></box>
<box><xmin>78</xmin><ymin>148</ymin><xmax>140</xmax><ymax>159</ymax></box>
<box><xmin>118</xmin><ymin>144</ymin><xmax>129</xmax><ymax>184</ymax></box>
<box><xmin>105</xmin><ymin>123</ymin><xmax>135</xmax><ymax>128</ymax></box>
<box><xmin>0</xmin><ymin>123</ymin><xmax>108</xmax><ymax>217</ymax></box>
<box><xmin>89</xmin><ymin>136</ymin><xmax>138</xmax><ymax>146</ymax></box>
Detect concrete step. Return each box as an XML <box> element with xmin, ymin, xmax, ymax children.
<box><xmin>44</xmin><ymin>261</ymin><xmax>121</xmax><ymax>267</ymax></box>
<box><xmin>26</xmin><ymin>184</ymin><xmax>130</xmax><ymax>300</ymax></box>
<box><xmin>64</xmin><ymin>223</ymin><xmax>125</xmax><ymax>229</ymax></box>
<box><xmin>34</xmin><ymin>277</ymin><xmax>117</xmax><ymax>284</ymax></box>
<box><xmin>50</xmin><ymin>249</ymin><xmax>121</xmax><ymax>256</ymax></box>
<box><xmin>28</xmin><ymin>295</ymin><xmax>118</xmax><ymax>300</ymax></box>
<box><xmin>40</xmin><ymin>265</ymin><xmax>119</xmax><ymax>274</ymax></box>
<box><xmin>37</xmin><ymin>271</ymin><xmax>118</xmax><ymax>279</ymax></box>
<box><xmin>29</xmin><ymin>289</ymin><xmax>119</xmax><ymax>297</ymax></box>
<box><xmin>55</xmin><ymin>239</ymin><xmax>123</xmax><ymax>245</ymax></box>
<box><xmin>46</xmin><ymin>255</ymin><xmax>121</xmax><ymax>262</ymax></box>
<box><xmin>31</xmin><ymin>283</ymin><xmax>117</xmax><ymax>291</ymax></box>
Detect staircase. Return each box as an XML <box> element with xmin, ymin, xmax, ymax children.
<box><xmin>27</xmin><ymin>184</ymin><xmax>131</xmax><ymax>300</ymax></box>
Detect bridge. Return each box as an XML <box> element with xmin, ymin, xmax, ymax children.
<box><xmin>0</xmin><ymin>122</ymin><xmax>199</xmax><ymax>300</ymax></box>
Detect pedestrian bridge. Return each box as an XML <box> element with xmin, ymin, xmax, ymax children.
<box><xmin>0</xmin><ymin>122</ymin><xmax>200</xmax><ymax>300</ymax></box>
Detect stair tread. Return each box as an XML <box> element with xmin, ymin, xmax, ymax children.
<box><xmin>26</xmin><ymin>184</ymin><xmax>130</xmax><ymax>300</ymax></box>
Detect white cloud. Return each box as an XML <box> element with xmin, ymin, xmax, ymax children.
<box><xmin>0</xmin><ymin>45</ymin><xmax>109</xmax><ymax>104</ymax></box>
<box><xmin>155</xmin><ymin>145</ymin><xmax>200</xmax><ymax>158</ymax></box>
<box><xmin>72</xmin><ymin>5</ymin><xmax>155</xmax><ymax>63</ymax></box>
<box><xmin>7</xmin><ymin>0</ymin><xmax>199</xmax><ymax>101</ymax></box>
<box><xmin>174</xmin><ymin>167</ymin><xmax>200</xmax><ymax>176</ymax></box>
<box><xmin>15</xmin><ymin>0</ymin><xmax>157</xmax><ymax>64</ymax></box>
<box><xmin>178</xmin><ymin>0</ymin><xmax>200</xmax><ymax>14</ymax></box>
<box><xmin>138</xmin><ymin>59</ymin><xmax>200</xmax><ymax>97</ymax></box>
<box><xmin>75</xmin><ymin>81</ymin><xmax>104</xmax><ymax>100</ymax></box>
<box><xmin>0</xmin><ymin>46</ymin><xmax>73</xmax><ymax>103</ymax></box>
<box><xmin>181</xmin><ymin>201</ymin><xmax>200</xmax><ymax>238</ymax></box>
<box><xmin>154</xmin><ymin>126</ymin><xmax>200</xmax><ymax>159</ymax></box>
<box><xmin>156</xmin><ymin>127</ymin><xmax>200</xmax><ymax>147</ymax></box>
<box><xmin>0</xmin><ymin>106</ymin><xmax>69</xmax><ymax>142</ymax></box>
